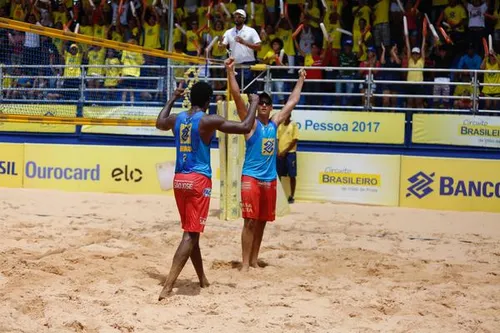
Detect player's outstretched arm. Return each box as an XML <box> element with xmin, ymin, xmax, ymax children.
<box><xmin>272</xmin><ymin>68</ymin><xmax>306</xmax><ymax>126</ymax></box>
<box><xmin>226</xmin><ymin>57</ymin><xmax>248</xmax><ymax>122</ymax></box>
<box><xmin>156</xmin><ymin>86</ymin><xmax>184</xmax><ymax>131</ymax></box>
<box><xmin>203</xmin><ymin>94</ymin><xmax>259</xmax><ymax>134</ymax></box>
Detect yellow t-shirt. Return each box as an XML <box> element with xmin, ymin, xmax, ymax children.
<box><xmin>262</xmin><ymin>50</ymin><xmax>277</xmax><ymax>65</ymax></box>
<box><xmin>87</xmin><ymin>48</ymin><xmax>106</xmax><ymax>76</ymax></box>
<box><xmin>276</xmin><ymin>28</ymin><xmax>295</xmax><ymax>56</ymax></box>
<box><xmin>11</xmin><ymin>3</ymin><xmax>25</xmax><ymax>21</ymax></box>
<box><xmin>121</xmin><ymin>50</ymin><xmax>144</xmax><ymax>77</ymax></box>
<box><xmin>354</xmin><ymin>31</ymin><xmax>373</xmax><ymax>61</ymax></box>
<box><xmin>352</xmin><ymin>5</ymin><xmax>372</xmax><ymax>31</ymax></box>
<box><xmin>79</xmin><ymin>25</ymin><xmax>93</xmax><ymax>52</ymax></box>
<box><xmin>3</xmin><ymin>74</ymin><xmax>12</xmax><ymax>88</ymax></box>
<box><xmin>64</xmin><ymin>50</ymin><xmax>83</xmax><ymax>77</ymax></box>
<box><xmin>307</xmin><ymin>7</ymin><xmax>321</xmax><ymax>29</ymax></box>
<box><xmin>79</xmin><ymin>25</ymin><xmax>94</xmax><ymax>37</ymax></box>
<box><xmin>304</xmin><ymin>54</ymin><xmax>314</xmax><ymax>66</ymax></box>
<box><xmin>248</xmin><ymin>2</ymin><xmax>265</xmax><ymax>27</ymax></box>
<box><xmin>197</xmin><ymin>6</ymin><xmax>209</xmax><ymax>28</ymax></box>
<box><xmin>53</xmin><ymin>11</ymin><xmax>68</xmax><ymax>25</ymax></box>
<box><xmin>111</xmin><ymin>30</ymin><xmax>123</xmax><ymax>43</ymax></box>
<box><xmin>257</xmin><ymin>33</ymin><xmax>276</xmax><ymax>60</ymax></box>
<box><xmin>186</xmin><ymin>30</ymin><xmax>200</xmax><ymax>52</ymax></box>
<box><xmin>373</xmin><ymin>0</ymin><xmax>390</xmax><ymax>25</ymax></box>
<box><xmin>444</xmin><ymin>5</ymin><xmax>467</xmax><ymax>33</ymax></box>
<box><xmin>104</xmin><ymin>57</ymin><xmax>121</xmax><ymax>87</ymax></box>
<box><xmin>175</xmin><ymin>8</ymin><xmax>188</xmax><ymax>28</ymax></box>
<box><xmin>483</xmin><ymin>60</ymin><xmax>500</xmax><ymax>95</ymax></box>
<box><xmin>210</xmin><ymin>29</ymin><xmax>226</xmax><ymax>57</ymax></box>
<box><xmin>277</xmin><ymin>122</ymin><xmax>299</xmax><ymax>153</ymax></box>
<box><xmin>143</xmin><ymin>23</ymin><xmax>161</xmax><ymax>49</ymax></box>
<box><xmin>324</xmin><ymin>2</ymin><xmax>343</xmax><ymax>27</ymax></box>
<box><xmin>407</xmin><ymin>58</ymin><xmax>424</xmax><ymax>82</ymax></box>
<box><xmin>93</xmin><ymin>24</ymin><xmax>107</xmax><ymax>40</ymax></box>
<box><xmin>454</xmin><ymin>84</ymin><xmax>471</xmax><ymax>97</ymax></box>
<box><xmin>323</xmin><ymin>23</ymin><xmax>342</xmax><ymax>50</ymax></box>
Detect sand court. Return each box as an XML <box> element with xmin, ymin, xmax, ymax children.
<box><xmin>0</xmin><ymin>188</ymin><xmax>499</xmax><ymax>332</ymax></box>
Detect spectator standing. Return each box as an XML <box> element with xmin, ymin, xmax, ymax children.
<box><xmin>358</xmin><ymin>46</ymin><xmax>380</xmax><ymax>107</ymax></box>
<box><xmin>380</xmin><ymin>43</ymin><xmax>402</xmax><ymax>108</ymax></box>
<box><xmin>337</xmin><ymin>39</ymin><xmax>359</xmax><ymax>106</ymax></box>
<box><xmin>275</xmin><ymin>13</ymin><xmax>295</xmax><ymax>74</ymax></box>
<box><xmin>277</xmin><ymin>114</ymin><xmax>299</xmax><ymax>204</ymax></box>
<box><xmin>404</xmin><ymin>24</ymin><xmax>426</xmax><ymax>109</ymax></box>
<box><xmin>186</xmin><ymin>20</ymin><xmax>202</xmax><ymax>56</ymax></box>
<box><xmin>263</xmin><ymin>37</ymin><xmax>288</xmax><ymax>105</ymax></box>
<box><xmin>120</xmin><ymin>39</ymin><xmax>145</xmax><ymax>104</ymax></box>
<box><xmin>353</xmin><ymin>18</ymin><xmax>373</xmax><ymax>62</ymax></box>
<box><xmin>463</xmin><ymin>0</ymin><xmax>488</xmax><ymax>55</ymax></box>
<box><xmin>372</xmin><ymin>0</ymin><xmax>391</xmax><ymax>48</ymax></box>
<box><xmin>257</xmin><ymin>24</ymin><xmax>276</xmax><ymax>62</ymax></box>
<box><xmin>457</xmin><ymin>43</ymin><xmax>482</xmax><ymax>69</ymax></box>
<box><xmin>63</xmin><ymin>43</ymin><xmax>83</xmax><ymax>101</ymax></box>
<box><xmin>220</xmin><ymin>9</ymin><xmax>261</xmax><ymax>93</ymax></box>
<box><xmin>431</xmin><ymin>45</ymin><xmax>453</xmax><ymax>108</ymax></box>
<box><xmin>104</xmin><ymin>49</ymin><xmax>121</xmax><ymax>101</ymax></box>
<box><xmin>437</xmin><ymin>0</ymin><xmax>467</xmax><ymax>53</ymax></box>
<box><xmin>24</xmin><ymin>14</ymin><xmax>41</xmax><ymax>74</ymax></box>
<box><xmin>323</xmin><ymin>0</ymin><xmax>343</xmax><ymax>52</ymax></box>
<box><xmin>295</xmin><ymin>39</ymin><xmax>332</xmax><ymax>106</ymax></box>
<box><xmin>480</xmin><ymin>51</ymin><xmax>500</xmax><ymax>110</ymax></box>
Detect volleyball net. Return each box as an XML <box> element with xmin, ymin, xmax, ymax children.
<box><xmin>0</xmin><ymin>17</ymin><xmax>228</xmax><ymax>126</ymax></box>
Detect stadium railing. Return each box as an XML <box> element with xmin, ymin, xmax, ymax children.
<box><xmin>1</xmin><ymin>63</ymin><xmax>500</xmax><ymax>114</ymax></box>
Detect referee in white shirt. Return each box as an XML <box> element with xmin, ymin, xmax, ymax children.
<box><xmin>221</xmin><ymin>9</ymin><xmax>261</xmax><ymax>93</ymax></box>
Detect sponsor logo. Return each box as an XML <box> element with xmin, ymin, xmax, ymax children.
<box><xmin>0</xmin><ymin>161</ymin><xmax>19</xmax><ymax>175</ymax></box>
<box><xmin>111</xmin><ymin>165</ymin><xmax>143</xmax><ymax>182</ymax></box>
<box><xmin>261</xmin><ymin>138</ymin><xmax>275</xmax><ymax>156</ymax></box>
<box><xmin>319</xmin><ymin>172</ymin><xmax>381</xmax><ymax>187</ymax></box>
<box><xmin>406</xmin><ymin>171</ymin><xmax>435</xmax><ymax>199</ymax></box>
<box><xmin>25</xmin><ymin>161</ymin><xmax>100</xmax><ymax>181</ymax></box>
<box><xmin>174</xmin><ymin>179</ymin><xmax>194</xmax><ymax>190</ymax></box>
<box><xmin>203</xmin><ymin>187</ymin><xmax>212</xmax><ymax>197</ymax></box>
<box><xmin>407</xmin><ymin>171</ymin><xmax>500</xmax><ymax>199</ymax></box>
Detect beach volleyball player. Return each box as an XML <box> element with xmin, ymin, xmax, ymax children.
<box><xmin>227</xmin><ymin>64</ymin><xmax>306</xmax><ymax>272</ymax></box>
<box><xmin>156</xmin><ymin>58</ymin><xmax>259</xmax><ymax>300</ymax></box>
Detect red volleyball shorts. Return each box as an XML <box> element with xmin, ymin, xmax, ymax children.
<box><xmin>240</xmin><ymin>175</ymin><xmax>277</xmax><ymax>222</ymax></box>
<box><xmin>173</xmin><ymin>173</ymin><xmax>212</xmax><ymax>233</ymax></box>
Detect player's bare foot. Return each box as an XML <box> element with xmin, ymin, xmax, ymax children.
<box><xmin>240</xmin><ymin>264</ymin><xmax>250</xmax><ymax>272</ymax></box>
<box><xmin>200</xmin><ymin>276</ymin><xmax>210</xmax><ymax>288</ymax></box>
<box><xmin>158</xmin><ymin>286</ymin><xmax>173</xmax><ymax>301</ymax></box>
<box><xmin>250</xmin><ymin>262</ymin><xmax>258</xmax><ymax>268</ymax></box>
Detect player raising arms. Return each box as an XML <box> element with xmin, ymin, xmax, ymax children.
<box><xmin>156</xmin><ymin>58</ymin><xmax>259</xmax><ymax>300</ymax></box>
<box><xmin>227</xmin><ymin>64</ymin><xmax>306</xmax><ymax>272</ymax></box>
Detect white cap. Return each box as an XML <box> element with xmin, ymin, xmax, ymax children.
<box><xmin>233</xmin><ymin>9</ymin><xmax>247</xmax><ymax>18</ymax></box>
<box><xmin>411</xmin><ymin>47</ymin><xmax>421</xmax><ymax>54</ymax></box>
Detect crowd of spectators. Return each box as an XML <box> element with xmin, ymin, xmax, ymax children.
<box><xmin>0</xmin><ymin>0</ymin><xmax>499</xmax><ymax>110</ymax></box>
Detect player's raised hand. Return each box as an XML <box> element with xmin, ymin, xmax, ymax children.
<box><xmin>225</xmin><ymin>57</ymin><xmax>235</xmax><ymax>71</ymax></box>
<box><xmin>298</xmin><ymin>68</ymin><xmax>307</xmax><ymax>80</ymax></box>
<box><xmin>172</xmin><ymin>84</ymin><xmax>185</xmax><ymax>99</ymax></box>
<box><xmin>248</xmin><ymin>93</ymin><xmax>259</xmax><ymax>105</ymax></box>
